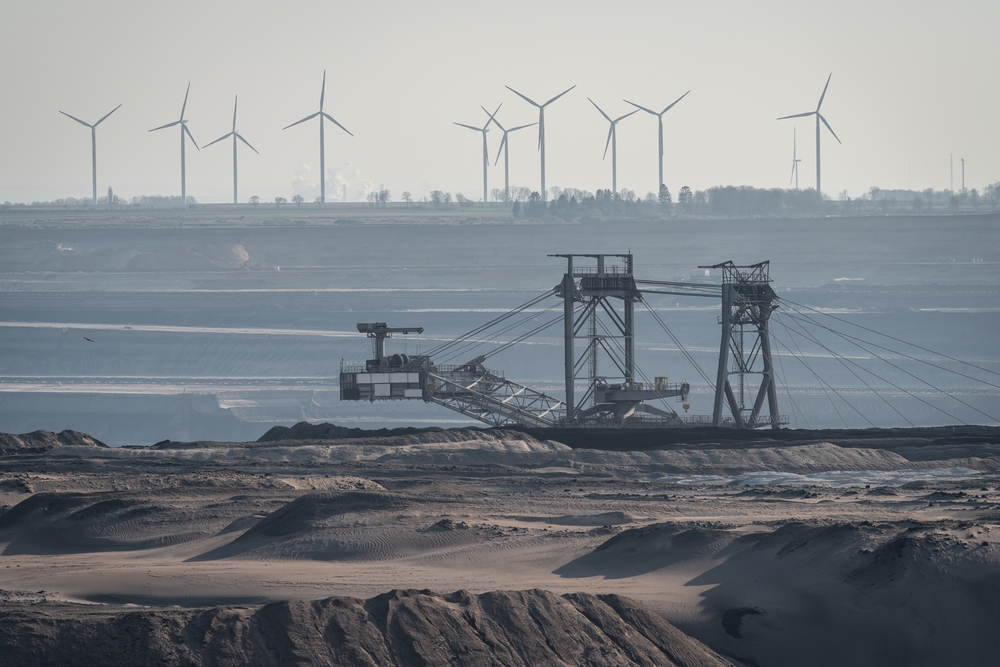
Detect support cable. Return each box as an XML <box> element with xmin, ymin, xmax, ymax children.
<box><xmin>772</xmin><ymin>319</ymin><xmax>853</xmax><ymax>427</ymax></box>
<box><xmin>423</xmin><ymin>290</ymin><xmax>555</xmax><ymax>359</ymax></box>
<box><xmin>639</xmin><ymin>300</ymin><xmax>715</xmax><ymax>390</ymax></box>
<box><xmin>781</xmin><ymin>305</ymin><xmax>1000</xmax><ymax>392</ymax></box>
<box><xmin>776</xmin><ymin>315</ymin><xmax>911</xmax><ymax>427</ymax></box>
<box><xmin>781</xmin><ymin>311</ymin><xmax>997</xmax><ymax>424</ymax></box>
<box><xmin>481</xmin><ymin>312</ymin><xmax>566</xmax><ymax>361</ymax></box>
<box><xmin>437</xmin><ymin>301</ymin><xmax>560</xmax><ymax>365</ymax></box>
<box><xmin>781</xmin><ymin>298</ymin><xmax>1000</xmax><ymax>381</ymax></box>
<box><xmin>778</xmin><ymin>313</ymin><xmax>967</xmax><ymax>425</ymax></box>
<box><xmin>772</xmin><ymin>333</ymin><xmax>807</xmax><ymax>429</ymax></box>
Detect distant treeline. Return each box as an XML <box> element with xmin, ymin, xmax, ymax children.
<box><xmin>6</xmin><ymin>183</ymin><xmax>998</xmax><ymax>217</ymax></box>
<box><xmin>503</xmin><ymin>182</ymin><xmax>1000</xmax><ymax>219</ymax></box>
<box><xmin>3</xmin><ymin>195</ymin><xmax>197</xmax><ymax>209</ymax></box>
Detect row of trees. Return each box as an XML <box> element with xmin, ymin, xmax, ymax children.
<box><xmin>850</xmin><ymin>185</ymin><xmax>1000</xmax><ymax>214</ymax></box>
<box><xmin>503</xmin><ymin>182</ymin><xmax>1000</xmax><ymax>219</ymax></box>
<box><xmin>9</xmin><ymin>182</ymin><xmax>999</xmax><ymax>215</ymax></box>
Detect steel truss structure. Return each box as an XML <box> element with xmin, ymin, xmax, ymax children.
<box><xmin>340</xmin><ymin>254</ymin><xmax>786</xmax><ymax>430</ymax></box>
<box><xmin>425</xmin><ymin>362</ymin><xmax>565</xmax><ymax>428</ymax></box>
<box><xmin>706</xmin><ymin>261</ymin><xmax>787</xmax><ymax>429</ymax></box>
<box><xmin>551</xmin><ymin>254</ymin><xmax>688</xmax><ymax>424</ymax></box>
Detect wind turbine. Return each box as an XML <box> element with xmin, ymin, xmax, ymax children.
<box><xmin>59</xmin><ymin>103</ymin><xmax>121</xmax><ymax>205</ymax></box>
<box><xmin>789</xmin><ymin>128</ymin><xmax>801</xmax><ymax>189</ymax></box>
<box><xmin>482</xmin><ymin>106</ymin><xmax>535</xmax><ymax>204</ymax></box>
<box><xmin>283</xmin><ymin>70</ymin><xmax>352</xmax><ymax>204</ymax></box>
<box><xmin>623</xmin><ymin>90</ymin><xmax>689</xmax><ymax>191</ymax></box>
<box><xmin>148</xmin><ymin>83</ymin><xmax>199</xmax><ymax>204</ymax></box>
<box><xmin>588</xmin><ymin>99</ymin><xmax>638</xmax><ymax>197</ymax></box>
<box><xmin>204</xmin><ymin>96</ymin><xmax>258</xmax><ymax>204</ymax></box>
<box><xmin>454</xmin><ymin>106</ymin><xmax>496</xmax><ymax>205</ymax></box>
<box><xmin>505</xmin><ymin>85</ymin><xmax>575</xmax><ymax>201</ymax></box>
<box><xmin>777</xmin><ymin>73</ymin><xmax>841</xmax><ymax>196</ymax></box>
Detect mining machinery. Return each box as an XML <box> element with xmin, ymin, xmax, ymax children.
<box><xmin>340</xmin><ymin>254</ymin><xmax>787</xmax><ymax>429</ymax></box>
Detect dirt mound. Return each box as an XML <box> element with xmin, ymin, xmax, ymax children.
<box><xmin>256</xmin><ymin>421</ymin><xmax>450</xmax><ymax>442</ymax></box>
<box><xmin>518</xmin><ymin>424</ymin><xmax>1000</xmax><ymax>451</ymax></box>
<box><xmin>684</xmin><ymin>519</ymin><xmax>1000</xmax><ymax>667</ymax></box>
<box><xmin>571</xmin><ymin>442</ymin><xmax>916</xmax><ymax>475</ymax></box>
<box><xmin>0</xmin><ymin>492</ymin><xmax>213</xmax><ymax>555</ymax></box>
<box><xmin>0</xmin><ymin>589</ymin><xmax>730</xmax><ymax>666</ymax></box>
<box><xmin>557</xmin><ymin>523</ymin><xmax>735</xmax><ymax>578</ymax></box>
<box><xmin>146</xmin><ymin>428</ymin><xmax>568</xmax><ymax>466</ymax></box>
<box><xmin>518</xmin><ymin>511</ymin><xmax>639</xmax><ymax>526</ymax></box>
<box><xmin>0</xmin><ymin>429</ymin><xmax>107</xmax><ymax>455</ymax></box>
<box><xmin>194</xmin><ymin>490</ymin><xmax>481</xmax><ymax>562</ymax></box>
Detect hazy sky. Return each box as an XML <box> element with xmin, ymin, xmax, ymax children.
<box><xmin>1</xmin><ymin>0</ymin><xmax>997</xmax><ymax>203</ymax></box>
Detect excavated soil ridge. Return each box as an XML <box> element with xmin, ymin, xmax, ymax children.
<box><xmin>0</xmin><ymin>589</ymin><xmax>731</xmax><ymax>667</ymax></box>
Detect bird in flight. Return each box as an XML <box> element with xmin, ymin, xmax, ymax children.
<box><xmin>83</xmin><ymin>337</ymin><xmax>94</xmax><ymax>342</ymax></box>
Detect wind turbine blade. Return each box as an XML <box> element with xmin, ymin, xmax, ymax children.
<box><xmin>818</xmin><ymin>114</ymin><xmax>841</xmax><ymax>144</ymax></box>
<box><xmin>236</xmin><ymin>133</ymin><xmax>259</xmax><ymax>154</ymax></box>
<box><xmin>59</xmin><ymin>110</ymin><xmax>92</xmax><ymax>128</ymax></box>
<box><xmin>660</xmin><ymin>90</ymin><xmax>690</xmax><ymax>114</ymax></box>
<box><xmin>816</xmin><ymin>73</ymin><xmax>832</xmax><ymax>111</ymax></box>
<box><xmin>454</xmin><ymin>122</ymin><xmax>482</xmax><ymax>132</ymax></box>
<box><xmin>482</xmin><ymin>106</ymin><xmax>505</xmax><ymax>131</ymax></box>
<box><xmin>180</xmin><ymin>82</ymin><xmax>190</xmax><ymax>120</ymax></box>
<box><xmin>543</xmin><ymin>85</ymin><xmax>575</xmax><ymax>107</ymax></box>
<box><xmin>505</xmin><ymin>86</ymin><xmax>540</xmax><ymax>107</ymax></box>
<box><xmin>508</xmin><ymin>122</ymin><xmax>537</xmax><ymax>132</ymax></box>
<box><xmin>93</xmin><ymin>104</ymin><xmax>122</xmax><ymax>127</ymax></box>
<box><xmin>776</xmin><ymin>111</ymin><xmax>814</xmax><ymax>120</ymax></box>
<box><xmin>603</xmin><ymin>126</ymin><xmax>613</xmax><ymax>160</ymax></box>
<box><xmin>320</xmin><ymin>70</ymin><xmax>326</xmax><ymax>110</ymax></box>
<box><xmin>588</xmin><ymin>98</ymin><xmax>612</xmax><ymax>123</ymax></box>
<box><xmin>202</xmin><ymin>132</ymin><xmax>233</xmax><ymax>149</ymax></box>
<box><xmin>148</xmin><ymin>120</ymin><xmax>181</xmax><ymax>132</ymax></box>
<box><xmin>282</xmin><ymin>111</ymin><xmax>320</xmax><ymax>130</ymax></box>
<box><xmin>613</xmin><ymin>109</ymin><xmax>639</xmax><ymax>123</ymax></box>
<box><xmin>232</xmin><ymin>95</ymin><xmax>238</xmax><ymax>131</ymax></box>
<box><xmin>623</xmin><ymin>100</ymin><xmax>656</xmax><ymax>115</ymax></box>
<box><xmin>322</xmin><ymin>112</ymin><xmax>353</xmax><ymax>136</ymax></box>
<box><xmin>494</xmin><ymin>134</ymin><xmax>507</xmax><ymax>166</ymax></box>
<box><xmin>183</xmin><ymin>123</ymin><xmax>199</xmax><ymax>150</ymax></box>
<box><xmin>482</xmin><ymin>103</ymin><xmax>501</xmax><ymax>130</ymax></box>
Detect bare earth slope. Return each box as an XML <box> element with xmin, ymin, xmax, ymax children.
<box><xmin>0</xmin><ymin>429</ymin><xmax>106</xmax><ymax>455</ymax></box>
<box><xmin>0</xmin><ymin>589</ymin><xmax>731</xmax><ymax>667</ymax></box>
<box><xmin>3</xmin><ymin>425</ymin><xmax>1000</xmax><ymax>666</ymax></box>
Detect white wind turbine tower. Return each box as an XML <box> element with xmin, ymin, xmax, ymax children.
<box><xmin>777</xmin><ymin>73</ymin><xmax>841</xmax><ymax>196</ymax></box>
<box><xmin>588</xmin><ymin>99</ymin><xmax>638</xmax><ymax>197</ymax></box>
<box><xmin>789</xmin><ymin>128</ymin><xmax>801</xmax><ymax>189</ymax></box>
<box><xmin>454</xmin><ymin>105</ymin><xmax>497</xmax><ymax>205</ymax></box>
<box><xmin>505</xmin><ymin>85</ymin><xmax>575</xmax><ymax>201</ymax></box>
<box><xmin>148</xmin><ymin>83</ymin><xmax>199</xmax><ymax>204</ymax></box>
<box><xmin>623</xmin><ymin>90</ymin><xmax>689</xmax><ymax>191</ymax></box>
<box><xmin>59</xmin><ymin>103</ymin><xmax>122</xmax><ymax>205</ymax></box>
<box><xmin>283</xmin><ymin>71</ymin><xmax>352</xmax><ymax>204</ymax></box>
<box><xmin>204</xmin><ymin>96</ymin><xmax>258</xmax><ymax>204</ymax></box>
<box><xmin>482</xmin><ymin>105</ymin><xmax>535</xmax><ymax>204</ymax></box>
